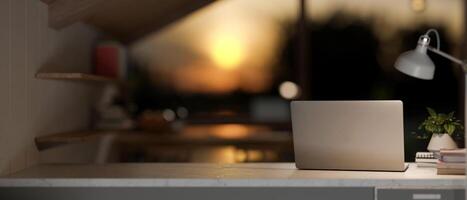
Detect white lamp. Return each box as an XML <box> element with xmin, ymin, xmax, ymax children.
<box><xmin>395</xmin><ymin>29</ymin><xmax>467</xmax><ymax>79</ymax></box>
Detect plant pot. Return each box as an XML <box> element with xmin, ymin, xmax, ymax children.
<box><xmin>427</xmin><ymin>133</ymin><xmax>458</xmax><ymax>152</ymax></box>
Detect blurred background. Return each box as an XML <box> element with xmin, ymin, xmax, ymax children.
<box><xmin>104</xmin><ymin>0</ymin><xmax>464</xmax><ymax>163</ymax></box>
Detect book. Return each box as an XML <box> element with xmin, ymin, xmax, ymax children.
<box><xmin>95</xmin><ymin>41</ymin><xmax>127</xmax><ymax>79</ymax></box>
<box><xmin>440</xmin><ymin>156</ymin><xmax>465</xmax><ymax>163</ymax></box>
<box><xmin>437</xmin><ymin>168</ymin><xmax>465</xmax><ymax>175</ymax></box>
<box><xmin>437</xmin><ymin>160</ymin><xmax>465</xmax><ymax>175</ymax></box>
<box><xmin>437</xmin><ymin>161</ymin><xmax>465</xmax><ymax>169</ymax></box>
<box><xmin>440</xmin><ymin>149</ymin><xmax>465</xmax><ymax>163</ymax></box>
<box><xmin>440</xmin><ymin>148</ymin><xmax>466</xmax><ymax>156</ymax></box>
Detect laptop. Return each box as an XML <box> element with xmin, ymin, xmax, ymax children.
<box><xmin>291</xmin><ymin>100</ymin><xmax>407</xmax><ymax>171</ymax></box>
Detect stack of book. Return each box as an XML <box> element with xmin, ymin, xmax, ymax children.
<box><xmin>437</xmin><ymin>149</ymin><xmax>465</xmax><ymax>175</ymax></box>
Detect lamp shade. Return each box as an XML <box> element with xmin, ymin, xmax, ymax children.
<box><xmin>394</xmin><ymin>49</ymin><xmax>435</xmax><ymax>80</ymax></box>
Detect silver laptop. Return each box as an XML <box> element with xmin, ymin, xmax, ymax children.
<box><xmin>291</xmin><ymin>100</ymin><xmax>406</xmax><ymax>171</ymax></box>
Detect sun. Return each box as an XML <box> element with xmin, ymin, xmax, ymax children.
<box><xmin>210</xmin><ymin>34</ymin><xmax>244</xmax><ymax>70</ymax></box>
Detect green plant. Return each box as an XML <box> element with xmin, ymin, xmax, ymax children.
<box><xmin>418</xmin><ymin>107</ymin><xmax>463</xmax><ymax>135</ymax></box>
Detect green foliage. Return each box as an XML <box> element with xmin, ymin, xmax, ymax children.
<box><xmin>418</xmin><ymin>107</ymin><xmax>464</xmax><ymax>135</ymax></box>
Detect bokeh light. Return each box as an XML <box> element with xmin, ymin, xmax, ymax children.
<box><xmin>279</xmin><ymin>81</ymin><xmax>300</xmax><ymax>99</ymax></box>
<box><xmin>211</xmin><ymin>124</ymin><xmax>250</xmax><ymax>139</ymax></box>
<box><xmin>411</xmin><ymin>0</ymin><xmax>426</xmax><ymax>13</ymax></box>
<box><xmin>162</xmin><ymin>109</ymin><xmax>176</xmax><ymax>121</ymax></box>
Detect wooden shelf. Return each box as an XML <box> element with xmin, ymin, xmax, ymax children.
<box><xmin>41</xmin><ymin>0</ymin><xmax>216</xmax><ymax>42</ymax></box>
<box><xmin>35</xmin><ymin>128</ymin><xmax>292</xmax><ymax>151</ymax></box>
<box><xmin>36</xmin><ymin>72</ymin><xmax>118</xmax><ymax>83</ymax></box>
<box><xmin>35</xmin><ymin>130</ymin><xmax>111</xmax><ymax>151</ymax></box>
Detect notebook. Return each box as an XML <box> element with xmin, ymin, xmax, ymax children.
<box><xmin>415</xmin><ymin>152</ymin><xmax>437</xmax><ymax>167</ymax></box>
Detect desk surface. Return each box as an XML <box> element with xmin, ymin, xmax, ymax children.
<box><xmin>0</xmin><ymin>163</ymin><xmax>464</xmax><ymax>188</ymax></box>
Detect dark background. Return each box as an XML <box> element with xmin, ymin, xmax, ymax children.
<box><xmin>127</xmin><ymin>2</ymin><xmax>465</xmax><ymax>163</ymax></box>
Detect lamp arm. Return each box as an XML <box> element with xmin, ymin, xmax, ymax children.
<box><xmin>427</xmin><ymin>46</ymin><xmax>467</xmax><ymax>72</ymax></box>
<box><xmin>425</xmin><ymin>29</ymin><xmax>440</xmax><ymax>50</ymax></box>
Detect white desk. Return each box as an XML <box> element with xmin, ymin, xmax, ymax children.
<box><xmin>0</xmin><ymin>163</ymin><xmax>464</xmax><ymax>200</ymax></box>
<box><xmin>0</xmin><ymin>163</ymin><xmax>463</xmax><ymax>188</ymax></box>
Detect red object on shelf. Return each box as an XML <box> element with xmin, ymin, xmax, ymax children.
<box><xmin>95</xmin><ymin>42</ymin><xmax>127</xmax><ymax>79</ymax></box>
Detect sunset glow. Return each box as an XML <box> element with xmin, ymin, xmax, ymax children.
<box><xmin>132</xmin><ymin>0</ymin><xmax>463</xmax><ymax>94</ymax></box>
<box><xmin>210</xmin><ymin>34</ymin><xmax>245</xmax><ymax>70</ymax></box>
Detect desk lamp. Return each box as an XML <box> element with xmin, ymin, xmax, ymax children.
<box><xmin>395</xmin><ymin>29</ymin><xmax>467</xmax><ymax>78</ymax></box>
<box><xmin>394</xmin><ymin>28</ymin><xmax>466</xmax><ymax>151</ymax></box>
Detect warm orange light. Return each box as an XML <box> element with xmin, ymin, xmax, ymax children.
<box><xmin>211</xmin><ymin>124</ymin><xmax>249</xmax><ymax>139</ymax></box>
<box><xmin>173</xmin><ymin>64</ymin><xmax>239</xmax><ymax>94</ymax></box>
<box><xmin>210</xmin><ymin>34</ymin><xmax>244</xmax><ymax>70</ymax></box>
<box><xmin>411</xmin><ymin>0</ymin><xmax>426</xmax><ymax>12</ymax></box>
<box><xmin>235</xmin><ymin>149</ymin><xmax>247</xmax><ymax>162</ymax></box>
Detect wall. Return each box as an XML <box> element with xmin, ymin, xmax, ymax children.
<box><xmin>0</xmin><ymin>0</ymin><xmax>99</xmax><ymax>175</ymax></box>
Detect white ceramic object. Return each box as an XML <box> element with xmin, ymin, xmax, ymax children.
<box><xmin>427</xmin><ymin>133</ymin><xmax>458</xmax><ymax>152</ymax></box>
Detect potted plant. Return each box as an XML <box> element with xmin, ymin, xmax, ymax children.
<box><xmin>418</xmin><ymin>107</ymin><xmax>464</xmax><ymax>152</ymax></box>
